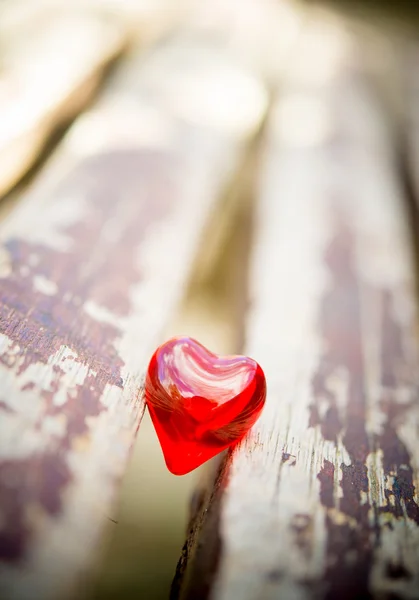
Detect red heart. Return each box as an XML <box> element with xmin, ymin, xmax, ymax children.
<box><xmin>145</xmin><ymin>336</ymin><xmax>266</xmax><ymax>475</ymax></box>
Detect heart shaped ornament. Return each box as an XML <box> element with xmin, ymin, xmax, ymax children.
<box><xmin>145</xmin><ymin>337</ymin><xmax>266</xmax><ymax>475</ymax></box>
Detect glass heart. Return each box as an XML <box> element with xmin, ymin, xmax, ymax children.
<box><xmin>145</xmin><ymin>336</ymin><xmax>266</xmax><ymax>475</ymax></box>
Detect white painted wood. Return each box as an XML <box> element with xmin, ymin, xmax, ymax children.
<box><xmin>176</xmin><ymin>14</ymin><xmax>419</xmax><ymax>600</ymax></box>
<box><xmin>0</xmin><ymin>37</ymin><xmax>267</xmax><ymax>600</ymax></box>
<box><xmin>0</xmin><ymin>10</ymin><xmax>126</xmax><ymax>197</ymax></box>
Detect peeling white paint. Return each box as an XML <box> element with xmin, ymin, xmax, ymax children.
<box><xmin>33</xmin><ymin>275</ymin><xmax>58</xmax><ymax>296</ymax></box>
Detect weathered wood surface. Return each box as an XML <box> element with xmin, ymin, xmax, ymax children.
<box><xmin>174</xmin><ymin>16</ymin><xmax>419</xmax><ymax>600</ymax></box>
<box><xmin>0</xmin><ymin>36</ymin><xmax>267</xmax><ymax>600</ymax></box>
<box><xmin>0</xmin><ymin>10</ymin><xmax>125</xmax><ymax>197</ymax></box>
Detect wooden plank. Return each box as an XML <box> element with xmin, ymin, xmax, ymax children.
<box><xmin>186</xmin><ymin>0</ymin><xmax>305</xmax><ymax>83</ymax></box>
<box><xmin>0</xmin><ymin>10</ymin><xmax>126</xmax><ymax>197</ymax></box>
<box><xmin>174</xmin><ymin>14</ymin><xmax>419</xmax><ymax>600</ymax></box>
<box><xmin>0</xmin><ymin>0</ymin><xmax>189</xmax><ymax>46</ymax></box>
<box><xmin>0</xmin><ymin>38</ymin><xmax>267</xmax><ymax>600</ymax></box>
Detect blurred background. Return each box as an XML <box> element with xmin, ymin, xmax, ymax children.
<box><xmin>1</xmin><ymin>0</ymin><xmax>419</xmax><ymax>599</ymax></box>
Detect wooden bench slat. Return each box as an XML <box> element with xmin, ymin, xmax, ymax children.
<box><xmin>0</xmin><ymin>37</ymin><xmax>267</xmax><ymax>600</ymax></box>
<box><xmin>185</xmin><ymin>0</ymin><xmax>305</xmax><ymax>84</ymax></box>
<box><xmin>0</xmin><ymin>10</ymin><xmax>126</xmax><ymax>197</ymax></box>
<box><xmin>174</xmin><ymin>15</ymin><xmax>419</xmax><ymax>600</ymax></box>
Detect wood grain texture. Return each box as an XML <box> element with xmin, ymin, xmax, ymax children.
<box><xmin>0</xmin><ymin>10</ymin><xmax>126</xmax><ymax>197</ymax></box>
<box><xmin>0</xmin><ymin>37</ymin><xmax>267</xmax><ymax>600</ymax></box>
<box><xmin>175</xmin><ymin>15</ymin><xmax>419</xmax><ymax>600</ymax></box>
